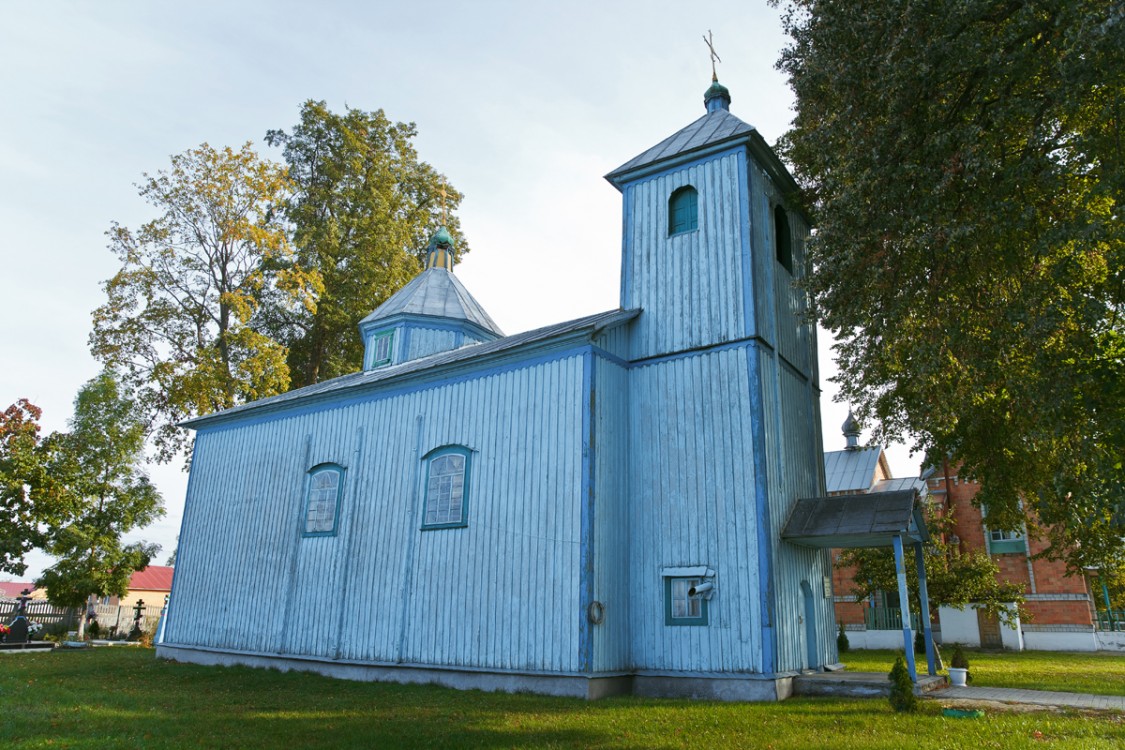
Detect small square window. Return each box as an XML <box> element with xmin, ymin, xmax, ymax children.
<box><xmin>664</xmin><ymin>576</ymin><xmax>709</xmax><ymax>626</ymax></box>
<box><xmin>370</xmin><ymin>331</ymin><xmax>394</xmax><ymax>368</ymax></box>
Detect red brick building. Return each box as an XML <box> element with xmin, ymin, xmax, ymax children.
<box><xmin>924</xmin><ymin>464</ymin><xmax>1099</xmax><ymax>650</ymax></box>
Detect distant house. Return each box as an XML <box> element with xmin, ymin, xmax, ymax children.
<box><xmin>0</xmin><ymin>582</ymin><xmax>42</xmax><ymax>600</ymax></box>
<box><xmin>96</xmin><ymin>566</ymin><xmax>175</xmax><ymax>609</ymax></box>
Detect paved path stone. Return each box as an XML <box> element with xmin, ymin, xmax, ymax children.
<box><xmin>929</xmin><ymin>686</ymin><xmax>1125</xmax><ymax>711</ymax></box>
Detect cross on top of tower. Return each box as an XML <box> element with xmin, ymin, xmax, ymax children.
<box><xmin>703</xmin><ymin>29</ymin><xmax>721</xmax><ymax>82</ymax></box>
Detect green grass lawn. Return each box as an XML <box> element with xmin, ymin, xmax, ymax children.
<box><xmin>841</xmin><ymin>648</ymin><xmax>1125</xmax><ymax>696</ymax></box>
<box><xmin>0</xmin><ymin>649</ymin><xmax>1122</xmax><ymax>749</ymax></box>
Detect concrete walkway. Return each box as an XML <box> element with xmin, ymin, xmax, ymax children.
<box><xmin>930</xmin><ymin>686</ymin><xmax>1125</xmax><ymax>711</ymax></box>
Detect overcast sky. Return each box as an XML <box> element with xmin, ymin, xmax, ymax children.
<box><xmin>0</xmin><ymin>0</ymin><xmax>920</xmax><ymax>582</ymax></box>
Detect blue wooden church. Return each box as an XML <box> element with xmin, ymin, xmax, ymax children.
<box><xmin>159</xmin><ymin>78</ymin><xmax>877</xmax><ymax>700</ymax></box>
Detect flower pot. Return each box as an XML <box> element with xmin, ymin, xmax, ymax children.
<box><xmin>948</xmin><ymin>667</ymin><xmax>968</xmax><ymax>687</ymax></box>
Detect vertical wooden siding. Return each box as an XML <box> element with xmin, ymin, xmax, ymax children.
<box><xmin>592</xmin><ymin>357</ymin><xmax>630</xmax><ymax>671</ymax></box>
<box><xmin>403</xmin><ymin>326</ymin><xmax>460</xmax><ymax>363</ymax></box>
<box><xmin>166</xmin><ymin>355</ymin><xmax>587</xmax><ymax>673</ymax></box>
<box><xmin>625</xmin><ymin>346</ymin><xmax>763</xmax><ymax>672</ymax></box>
<box><xmin>623</xmin><ymin>152</ymin><xmax>747</xmax><ymax>361</ymax></box>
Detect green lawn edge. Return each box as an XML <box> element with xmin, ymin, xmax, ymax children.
<box><xmin>0</xmin><ymin>648</ymin><xmax>1120</xmax><ymax>749</ymax></box>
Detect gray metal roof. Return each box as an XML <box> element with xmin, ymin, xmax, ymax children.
<box><xmin>605</xmin><ymin>108</ymin><xmax>756</xmax><ymax>182</ymax></box>
<box><xmin>781</xmin><ymin>490</ymin><xmax>928</xmax><ymax>549</ymax></box>
<box><xmin>183</xmin><ymin>308</ymin><xmax>639</xmax><ymax>429</ymax></box>
<box><xmin>872</xmin><ymin>476</ymin><xmax>927</xmax><ymax>495</ymax></box>
<box><xmin>359</xmin><ymin>267</ymin><xmax>504</xmax><ymax>336</ymax></box>
<box><xmin>823</xmin><ymin>447</ymin><xmax>884</xmax><ymax>494</ymax></box>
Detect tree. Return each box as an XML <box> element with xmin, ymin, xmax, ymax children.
<box><xmin>0</xmin><ymin>400</ymin><xmax>59</xmax><ymax>576</ymax></box>
<box><xmin>36</xmin><ymin>373</ymin><xmax>164</xmax><ymax>635</ymax></box>
<box><xmin>91</xmin><ymin>143</ymin><xmax>321</xmax><ymax>461</ymax></box>
<box><xmin>264</xmin><ymin>101</ymin><xmax>467</xmax><ymax>387</ymax></box>
<box><xmin>839</xmin><ymin>505</ymin><xmax>1026</xmax><ymax>628</ymax></box>
<box><xmin>775</xmin><ymin>0</ymin><xmax>1125</xmax><ymax>572</ymax></box>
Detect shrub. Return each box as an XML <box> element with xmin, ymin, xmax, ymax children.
<box><xmin>950</xmin><ymin>643</ymin><xmax>971</xmax><ymax>682</ymax></box>
<box><xmin>888</xmin><ymin>655</ymin><xmax>918</xmax><ymax>712</ymax></box>
<box><xmin>86</xmin><ymin>620</ymin><xmax>101</xmax><ymax>639</ymax></box>
<box><xmin>837</xmin><ymin>621</ymin><xmax>850</xmax><ymax>653</ymax></box>
<box><xmin>914</xmin><ymin>629</ymin><xmax>926</xmax><ymax>653</ymax></box>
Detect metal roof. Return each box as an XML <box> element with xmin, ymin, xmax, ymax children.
<box><xmin>781</xmin><ymin>490</ymin><xmax>928</xmax><ymax>549</ymax></box>
<box><xmin>872</xmin><ymin>476</ymin><xmax>927</xmax><ymax>495</ymax></box>
<box><xmin>128</xmin><ymin>565</ymin><xmax>175</xmax><ymax>591</ymax></box>
<box><xmin>823</xmin><ymin>447</ymin><xmax>885</xmax><ymax>494</ymax></box>
<box><xmin>605</xmin><ymin>108</ymin><xmax>756</xmax><ymax>182</ymax></box>
<box><xmin>359</xmin><ymin>267</ymin><xmax>504</xmax><ymax>337</ymax></box>
<box><xmin>183</xmin><ymin>308</ymin><xmax>639</xmax><ymax>429</ymax></box>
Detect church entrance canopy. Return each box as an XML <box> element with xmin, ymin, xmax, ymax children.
<box><xmin>781</xmin><ymin>489</ymin><xmax>937</xmax><ymax>681</ymax></box>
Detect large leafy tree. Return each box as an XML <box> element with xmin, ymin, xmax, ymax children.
<box><xmin>0</xmin><ymin>400</ymin><xmax>60</xmax><ymax>575</ymax></box>
<box><xmin>37</xmin><ymin>373</ymin><xmax>164</xmax><ymax>630</ymax></box>
<box><xmin>264</xmin><ymin>101</ymin><xmax>467</xmax><ymax>387</ymax></box>
<box><xmin>91</xmin><ymin>143</ymin><xmax>321</xmax><ymax>461</ymax></box>
<box><xmin>775</xmin><ymin>0</ymin><xmax>1124</xmax><ymax>572</ymax></box>
<box><xmin>839</xmin><ymin>506</ymin><xmax>1027</xmax><ymax>627</ymax></box>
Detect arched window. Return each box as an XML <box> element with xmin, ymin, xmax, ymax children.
<box><xmin>668</xmin><ymin>186</ymin><xmax>699</xmax><ymax>236</ymax></box>
<box><xmin>422</xmin><ymin>446</ymin><xmax>471</xmax><ymax>529</ymax></box>
<box><xmin>303</xmin><ymin>464</ymin><xmax>345</xmax><ymax>536</ymax></box>
<box><xmin>774</xmin><ymin>205</ymin><xmax>793</xmax><ymax>273</ymax></box>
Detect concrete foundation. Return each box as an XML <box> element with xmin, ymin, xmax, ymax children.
<box><xmin>793</xmin><ymin>671</ymin><xmax>947</xmax><ymax>698</ymax></box>
<box><xmin>157</xmin><ymin>644</ymin><xmax>796</xmax><ymax>701</ymax></box>
<box><xmin>632</xmin><ymin>672</ymin><xmax>794</xmax><ymax>701</ymax></box>
<box><xmin>1095</xmin><ymin>631</ymin><xmax>1125</xmax><ymax>652</ymax></box>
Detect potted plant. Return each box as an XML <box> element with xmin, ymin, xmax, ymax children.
<box><xmin>948</xmin><ymin>643</ymin><xmax>969</xmax><ymax>687</ymax></box>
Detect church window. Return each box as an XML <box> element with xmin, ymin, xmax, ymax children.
<box><xmin>422</xmin><ymin>446</ymin><xmax>471</xmax><ymax>529</ymax></box>
<box><xmin>668</xmin><ymin>186</ymin><xmax>698</xmax><ymax>236</ymax></box>
<box><xmin>664</xmin><ymin>577</ymin><xmax>709</xmax><ymax>626</ymax></box>
<box><xmin>303</xmin><ymin>464</ymin><xmax>344</xmax><ymax>537</ymax></box>
<box><xmin>370</xmin><ymin>331</ymin><xmax>394</xmax><ymax>368</ymax></box>
<box><xmin>774</xmin><ymin>205</ymin><xmax>793</xmax><ymax>273</ymax></box>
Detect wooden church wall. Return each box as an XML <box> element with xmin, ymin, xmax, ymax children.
<box><xmin>622</xmin><ymin>151</ymin><xmax>748</xmax><ymax>362</ymax></box>
<box><xmin>625</xmin><ymin>346</ymin><xmax>765</xmax><ymax>673</ymax></box>
<box><xmin>759</xmin><ymin>353</ymin><xmax>836</xmax><ymax>672</ymax></box>
<box><xmin>166</xmin><ymin>353</ymin><xmax>589</xmax><ymax>673</ymax></box>
<box><xmin>591</xmin><ymin>355</ymin><xmax>631</xmax><ymax>672</ymax></box>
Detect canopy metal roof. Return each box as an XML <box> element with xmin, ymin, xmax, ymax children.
<box><xmin>781</xmin><ymin>489</ymin><xmax>928</xmax><ymax>549</ymax></box>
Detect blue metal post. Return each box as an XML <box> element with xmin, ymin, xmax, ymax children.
<box><xmin>892</xmin><ymin>534</ymin><xmax>917</xmax><ymax>682</ymax></box>
<box><xmin>914</xmin><ymin>541</ymin><xmax>936</xmax><ymax>676</ymax></box>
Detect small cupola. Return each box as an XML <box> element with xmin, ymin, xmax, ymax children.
<box><xmin>426</xmin><ymin>226</ymin><xmax>456</xmax><ymax>271</ymax></box>
<box><xmin>704</xmin><ymin>74</ymin><xmax>731</xmax><ymax>113</ymax></box>
<box><xmin>358</xmin><ymin>227</ymin><xmax>503</xmax><ymax>371</ymax></box>
<box><xmin>842</xmin><ymin>410</ymin><xmax>861</xmax><ymax>450</ymax></box>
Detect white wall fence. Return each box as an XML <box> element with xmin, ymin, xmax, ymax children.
<box><xmin>843</xmin><ymin>605</ymin><xmax>1124</xmax><ymax>652</ymax></box>
<box><xmin>1</xmin><ymin>599</ymin><xmax>162</xmax><ymax>638</ymax></box>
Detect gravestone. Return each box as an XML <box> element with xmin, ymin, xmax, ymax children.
<box><xmin>7</xmin><ymin>588</ymin><xmax>32</xmax><ymax>644</ymax></box>
<box><xmin>7</xmin><ymin>617</ymin><xmax>29</xmax><ymax>644</ymax></box>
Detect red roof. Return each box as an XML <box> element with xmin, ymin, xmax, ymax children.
<box><xmin>128</xmin><ymin>566</ymin><xmax>175</xmax><ymax>591</ymax></box>
<box><xmin>0</xmin><ymin>582</ymin><xmax>36</xmax><ymax>599</ymax></box>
